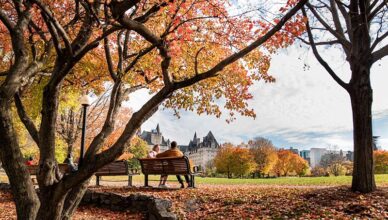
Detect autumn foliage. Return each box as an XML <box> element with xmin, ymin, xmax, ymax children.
<box><xmin>374</xmin><ymin>150</ymin><xmax>388</xmax><ymax>174</ymax></box>
<box><xmin>0</xmin><ymin>0</ymin><xmax>309</xmax><ymax>218</ymax></box>
<box><xmin>214</xmin><ymin>143</ymin><xmax>256</xmax><ymax>178</ymax></box>
<box><xmin>214</xmin><ymin>142</ymin><xmax>309</xmax><ymax>178</ymax></box>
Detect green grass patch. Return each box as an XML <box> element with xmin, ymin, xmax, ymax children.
<box><xmin>99</xmin><ymin>174</ymin><xmax>388</xmax><ymax>186</ymax></box>
<box><xmin>1</xmin><ymin>173</ymin><xmax>387</xmax><ymax>186</ymax></box>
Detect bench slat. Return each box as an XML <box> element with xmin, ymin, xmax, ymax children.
<box><xmin>138</xmin><ymin>156</ymin><xmax>193</xmax><ymax>175</ymax></box>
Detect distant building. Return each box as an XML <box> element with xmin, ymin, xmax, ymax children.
<box><xmin>139</xmin><ymin>124</ymin><xmax>171</xmax><ymax>152</ymax></box>
<box><xmin>309</xmin><ymin>148</ymin><xmax>328</xmax><ymax>167</ymax></box>
<box><xmin>299</xmin><ymin>150</ymin><xmax>311</xmax><ymax>165</ymax></box>
<box><xmin>186</xmin><ymin>131</ymin><xmax>220</xmax><ymax>170</ymax></box>
<box><xmin>345</xmin><ymin>151</ymin><xmax>354</xmax><ymax>162</ymax></box>
<box><xmin>289</xmin><ymin>147</ymin><xmax>299</xmax><ymax>155</ymax></box>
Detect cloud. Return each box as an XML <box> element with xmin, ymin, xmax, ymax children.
<box><xmin>125</xmin><ymin>45</ymin><xmax>388</xmax><ymax>151</ymax></box>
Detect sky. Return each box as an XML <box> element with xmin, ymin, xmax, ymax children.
<box><xmin>126</xmin><ymin>44</ymin><xmax>388</xmax><ymax>152</ymax></box>
<box><xmin>124</xmin><ymin>0</ymin><xmax>388</xmax><ymax>151</ymax></box>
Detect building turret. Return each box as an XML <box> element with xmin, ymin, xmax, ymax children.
<box><xmin>156</xmin><ymin>124</ymin><xmax>161</xmax><ymax>134</ymax></box>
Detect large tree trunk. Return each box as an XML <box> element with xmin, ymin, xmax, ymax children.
<box><xmin>61</xmin><ymin>181</ymin><xmax>89</xmax><ymax>220</ymax></box>
<box><xmin>36</xmin><ymin>186</ymin><xmax>67</xmax><ymax>220</ymax></box>
<box><xmin>0</xmin><ymin>99</ymin><xmax>40</xmax><ymax>219</ymax></box>
<box><xmin>349</xmin><ymin>67</ymin><xmax>376</xmax><ymax>193</ymax></box>
<box><xmin>348</xmin><ymin>2</ymin><xmax>376</xmax><ymax>191</ymax></box>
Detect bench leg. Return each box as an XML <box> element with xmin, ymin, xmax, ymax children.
<box><xmin>128</xmin><ymin>175</ymin><xmax>133</xmax><ymax>187</ymax></box>
<box><xmin>96</xmin><ymin>176</ymin><xmax>100</xmax><ymax>186</ymax></box>
<box><xmin>191</xmin><ymin>175</ymin><xmax>195</xmax><ymax>188</ymax></box>
<box><xmin>144</xmin><ymin>175</ymin><xmax>148</xmax><ymax>187</ymax></box>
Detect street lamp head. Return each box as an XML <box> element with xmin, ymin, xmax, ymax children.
<box><xmin>80</xmin><ymin>94</ymin><xmax>91</xmax><ymax>106</ymax></box>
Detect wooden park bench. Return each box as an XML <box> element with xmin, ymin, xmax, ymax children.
<box><xmin>27</xmin><ymin>164</ymin><xmax>69</xmax><ymax>184</ymax></box>
<box><xmin>138</xmin><ymin>156</ymin><xmax>200</xmax><ymax>188</ymax></box>
<box><xmin>95</xmin><ymin>160</ymin><xmax>139</xmax><ymax>187</ymax></box>
<box><xmin>27</xmin><ymin>160</ymin><xmax>139</xmax><ymax>186</ymax></box>
<box><xmin>27</xmin><ymin>163</ymin><xmax>69</xmax><ymax>176</ymax></box>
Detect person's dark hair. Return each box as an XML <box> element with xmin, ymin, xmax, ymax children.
<box><xmin>171</xmin><ymin>141</ymin><xmax>177</xmax><ymax>148</ymax></box>
<box><xmin>153</xmin><ymin>144</ymin><xmax>159</xmax><ymax>151</ymax></box>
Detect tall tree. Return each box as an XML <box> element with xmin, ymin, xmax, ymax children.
<box><xmin>249</xmin><ymin>137</ymin><xmax>278</xmax><ymax>177</ymax></box>
<box><xmin>0</xmin><ymin>0</ymin><xmax>307</xmax><ymax>218</ymax></box>
<box><xmin>214</xmin><ymin>143</ymin><xmax>236</xmax><ymax>178</ymax></box>
<box><xmin>272</xmin><ymin>149</ymin><xmax>294</xmax><ymax>176</ymax></box>
<box><xmin>301</xmin><ymin>0</ymin><xmax>388</xmax><ymax>192</ymax></box>
<box><xmin>291</xmin><ymin>154</ymin><xmax>309</xmax><ymax>177</ymax></box>
<box><xmin>214</xmin><ymin>143</ymin><xmax>256</xmax><ymax>178</ymax></box>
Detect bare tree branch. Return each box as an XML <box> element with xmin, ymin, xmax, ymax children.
<box><xmin>31</xmin><ymin>0</ymin><xmax>73</xmax><ymax>56</ymax></box>
<box><xmin>175</xmin><ymin>0</ymin><xmax>309</xmax><ymax>89</ymax></box>
<box><xmin>368</xmin><ymin>1</ymin><xmax>388</xmax><ymax>21</ymax></box>
<box><xmin>84</xmin><ymin>80</ymin><xmax>124</xmax><ymax>158</ymax></box>
<box><xmin>302</xmin><ymin>7</ymin><xmax>349</xmax><ymax>90</ymax></box>
<box><xmin>334</xmin><ymin>0</ymin><xmax>353</xmax><ymax>42</ymax></box>
<box><xmin>372</xmin><ymin>44</ymin><xmax>388</xmax><ymax>63</ymax></box>
<box><xmin>14</xmin><ymin>93</ymin><xmax>40</xmax><ymax>145</ymax></box>
<box><xmin>371</xmin><ymin>31</ymin><xmax>388</xmax><ymax>51</ymax></box>
<box><xmin>330</xmin><ymin>0</ymin><xmax>348</xmax><ymax>56</ymax></box>
<box><xmin>134</xmin><ymin>0</ymin><xmax>171</xmax><ymax>23</ymax></box>
<box><xmin>104</xmin><ymin>36</ymin><xmax>117</xmax><ymax>81</ymax></box>
<box><xmin>194</xmin><ymin>47</ymin><xmax>205</xmax><ymax>75</ymax></box>
<box><xmin>306</xmin><ymin>3</ymin><xmax>351</xmax><ymax>49</ymax></box>
<box><xmin>297</xmin><ymin>37</ymin><xmax>340</xmax><ymax>45</ymax></box>
<box><xmin>124</xmin><ymin>45</ymin><xmax>156</xmax><ymax>73</ymax></box>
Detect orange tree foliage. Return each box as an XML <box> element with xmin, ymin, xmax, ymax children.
<box><xmin>374</xmin><ymin>150</ymin><xmax>388</xmax><ymax>174</ymax></box>
<box><xmin>0</xmin><ymin>0</ymin><xmax>308</xmax><ymax>218</ymax></box>
<box><xmin>272</xmin><ymin>150</ymin><xmax>309</xmax><ymax>176</ymax></box>
<box><xmin>88</xmin><ymin>0</ymin><xmax>306</xmax><ymax>121</ymax></box>
<box><xmin>214</xmin><ymin>143</ymin><xmax>256</xmax><ymax>178</ymax></box>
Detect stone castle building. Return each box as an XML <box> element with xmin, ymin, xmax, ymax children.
<box><xmin>139</xmin><ymin>124</ymin><xmax>171</xmax><ymax>152</ymax></box>
<box><xmin>139</xmin><ymin>125</ymin><xmax>220</xmax><ymax>170</ymax></box>
<box><xmin>185</xmin><ymin>131</ymin><xmax>220</xmax><ymax>170</ymax></box>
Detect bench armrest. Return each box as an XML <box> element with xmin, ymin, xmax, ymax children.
<box><xmin>192</xmin><ymin>165</ymin><xmax>202</xmax><ymax>173</ymax></box>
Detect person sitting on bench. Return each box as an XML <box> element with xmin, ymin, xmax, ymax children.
<box><xmin>156</xmin><ymin>141</ymin><xmax>191</xmax><ymax>188</ymax></box>
<box><xmin>147</xmin><ymin>144</ymin><xmax>166</xmax><ymax>187</ymax></box>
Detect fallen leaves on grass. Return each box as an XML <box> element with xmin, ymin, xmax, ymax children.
<box><xmin>92</xmin><ymin>184</ymin><xmax>388</xmax><ymax>219</ymax></box>
<box><xmin>0</xmin><ymin>190</ymin><xmax>143</xmax><ymax>220</ymax></box>
<box><xmin>1</xmin><ymin>185</ymin><xmax>387</xmax><ymax>219</ymax></box>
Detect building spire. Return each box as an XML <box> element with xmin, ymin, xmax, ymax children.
<box><xmin>193</xmin><ymin>132</ymin><xmax>197</xmax><ymax>140</ymax></box>
<box><xmin>156</xmin><ymin>123</ymin><xmax>160</xmax><ymax>134</ymax></box>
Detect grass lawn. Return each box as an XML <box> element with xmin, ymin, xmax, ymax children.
<box><xmin>95</xmin><ymin>174</ymin><xmax>388</xmax><ymax>186</ymax></box>
<box><xmin>1</xmin><ymin>171</ymin><xmax>387</xmax><ymax>186</ymax></box>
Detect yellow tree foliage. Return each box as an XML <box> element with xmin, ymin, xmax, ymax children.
<box><xmin>374</xmin><ymin>150</ymin><xmax>388</xmax><ymax>174</ymax></box>
<box><xmin>290</xmin><ymin>154</ymin><xmax>309</xmax><ymax>177</ymax></box>
<box><xmin>249</xmin><ymin>138</ymin><xmax>278</xmax><ymax>176</ymax></box>
<box><xmin>214</xmin><ymin>143</ymin><xmax>256</xmax><ymax>178</ymax></box>
<box><xmin>272</xmin><ymin>150</ymin><xmax>294</xmax><ymax>176</ymax></box>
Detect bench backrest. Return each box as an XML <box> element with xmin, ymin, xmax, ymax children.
<box><xmin>95</xmin><ymin>160</ymin><xmax>129</xmax><ymax>176</ymax></box>
<box><xmin>138</xmin><ymin>156</ymin><xmax>191</xmax><ymax>175</ymax></box>
<box><xmin>27</xmin><ymin>164</ymin><xmax>69</xmax><ymax>175</ymax></box>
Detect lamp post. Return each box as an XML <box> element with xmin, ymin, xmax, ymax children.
<box><xmin>79</xmin><ymin>94</ymin><xmax>90</xmax><ymax>167</ymax></box>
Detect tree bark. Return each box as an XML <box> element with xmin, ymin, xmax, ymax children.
<box><xmin>36</xmin><ymin>186</ymin><xmax>67</xmax><ymax>220</ymax></box>
<box><xmin>348</xmin><ymin>0</ymin><xmax>376</xmax><ymax>192</ymax></box>
<box><xmin>349</xmin><ymin>67</ymin><xmax>376</xmax><ymax>193</ymax></box>
<box><xmin>61</xmin><ymin>181</ymin><xmax>89</xmax><ymax>220</ymax></box>
<box><xmin>0</xmin><ymin>99</ymin><xmax>40</xmax><ymax>219</ymax></box>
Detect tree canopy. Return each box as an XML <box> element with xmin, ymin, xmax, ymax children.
<box><xmin>0</xmin><ymin>0</ymin><xmax>308</xmax><ymax>218</ymax></box>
